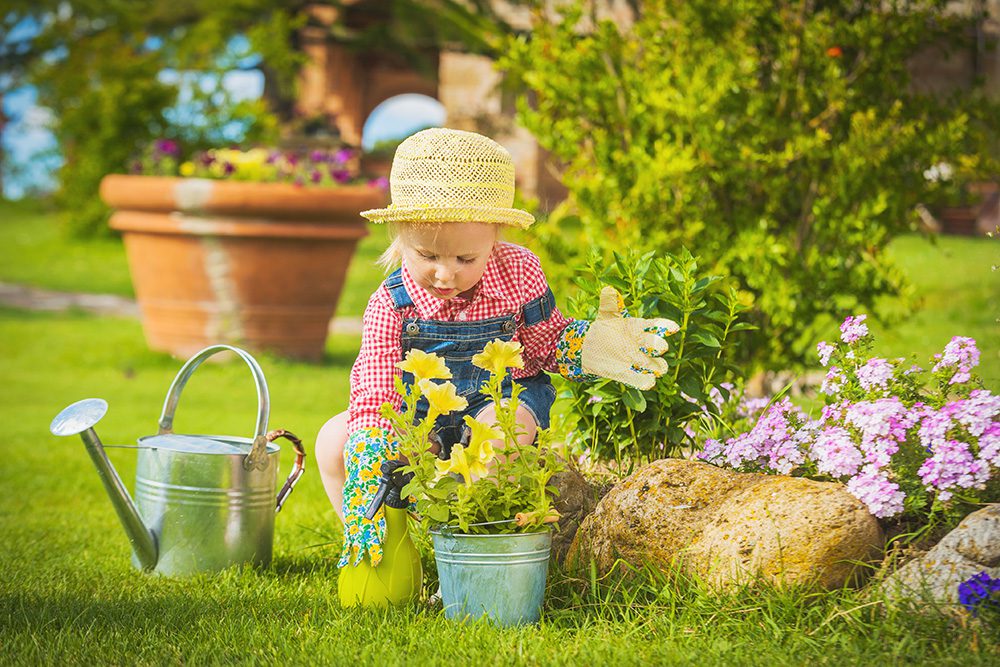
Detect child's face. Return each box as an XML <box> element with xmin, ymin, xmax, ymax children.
<box><xmin>400</xmin><ymin>222</ymin><xmax>498</xmax><ymax>300</ymax></box>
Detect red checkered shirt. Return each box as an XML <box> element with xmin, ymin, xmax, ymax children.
<box><xmin>346</xmin><ymin>242</ymin><xmax>571</xmax><ymax>435</ymax></box>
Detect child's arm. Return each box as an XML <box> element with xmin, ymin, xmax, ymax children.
<box><xmin>339</xmin><ymin>291</ymin><xmax>404</xmax><ymax>568</ymax></box>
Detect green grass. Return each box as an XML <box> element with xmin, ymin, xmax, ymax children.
<box><xmin>1</xmin><ymin>309</ymin><xmax>997</xmax><ymax>663</ymax></box>
<box><xmin>0</xmin><ymin>198</ymin><xmax>391</xmax><ymax>317</ymax></box>
<box><xmin>1</xmin><ymin>199</ymin><xmax>998</xmax><ymax>663</ymax></box>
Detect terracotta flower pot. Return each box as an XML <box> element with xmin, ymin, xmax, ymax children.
<box><xmin>100</xmin><ymin>174</ymin><xmax>387</xmax><ymax>361</ymax></box>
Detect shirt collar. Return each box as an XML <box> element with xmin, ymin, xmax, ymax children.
<box><xmin>400</xmin><ymin>247</ymin><xmax>512</xmax><ymax>319</ymax></box>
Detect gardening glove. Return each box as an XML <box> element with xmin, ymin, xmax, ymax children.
<box><xmin>338</xmin><ymin>427</ymin><xmax>397</xmax><ymax>568</ymax></box>
<box><xmin>556</xmin><ymin>286</ymin><xmax>679</xmax><ymax>391</ymax></box>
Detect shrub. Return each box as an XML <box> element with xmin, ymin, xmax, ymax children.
<box><xmin>499</xmin><ymin>0</ymin><xmax>1000</xmax><ymax>371</ymax></box>
<box><xmin>562</xmin><ymin>247</ymin><xmax>750</xmax><ymax>471</ymax></box>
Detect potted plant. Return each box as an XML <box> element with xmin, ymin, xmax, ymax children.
<box><xmin>382</xmin><ymin>341</ymin><xmax>564</xmax><ymax>626</ymax></box>
<box><xmin>922</xmin><ymin>162</ymin><xmax>999</xmax><ymax>236</ymax></box>
<box><xmin>100</xmin><ymin>141</ymin><xmax>389</xmax><ymax>361</ymax></box>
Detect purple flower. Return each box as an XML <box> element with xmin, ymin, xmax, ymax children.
<box><xmin>918</xmin><ymin>438</ymin><xmax>988</xmax><ymax>500</ymax></box>
<box><xmin>200</xmin><ymin>153</ymin><xmax>216</xmax><ymax>167</ymax></box>
<box><xmin>812</xmin><ymin>426</ymin><xmax>864</xmax><ymax>477</ymax></box>
<box><xmin>932</xmin><ymin>336</ymin><xmax>980</xmax><ymax>385</ymax></box>
<box><xmin>155</xmin><ymin>139</ymin><xmax>179</xmax><ymax>156</ymax></box>
<box><xmin>222</xmin><ymin>161</ymin><xmax>235</xmax><ymax>175</ymax></box>
<box><xmin>817</xmin><ymin>341</ymin><xmax>835</xmax><ymax>367</ymax></box>
<box><xmin>821</xmin><ymin>366</ymin><xmax>845</xmax><ymax>395</ymax></box>
<box><xmin>331</xmin><ymin>168</ymin><xmax>352</xmax><ymax>184</ymax></box>
<box><xmin>856</xmin><ymin>357</ymin><xmax>894</xmax><ymax>393</ymax></box>
<box><xmin>310</xmin><ymin>169</ymin><xmax>323</xmax><ymax>184</ymax></box>
<box><xmin>839</xmin><ymin>315</ymin><xmax>869</xmax><ymax>344</ymax></box>
<box><xmin>957</xmin><ymin>571</ymin><xmax>1000</xmax><ymax>616</ymax></box>
<box><xmin>310</xmin><ymin>150</ymin><xmax>328</xmax><ymax>163</ymax></box>
<box><xmin>846</xmin><ymin>467</ymin><xmax>905</xmax><ymax>518</ymax></box>
<box><xmin>738</xmin><ymin>396</ymin><xmax>770</xmax><ymax>419</ymax></box>
<box><xmin>335</xmin><ymin>148</ymin><xmax>355</xmax><ymax>164</ymax></box>
<box><xmin>368</xmin><ymin>176</ymin><xmax>390</xmax><ymax>191</ymax></box>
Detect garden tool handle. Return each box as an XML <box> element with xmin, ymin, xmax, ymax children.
<box><xmin>154</xmin><ymin>344</ymin><xmax>271</xmax><ymax>470</ymax></box>
<box><xmin>364</xmin><ymin>460</ymin><xmax>412</xmax><ymax>519</ymax></box>
<box><xmin>270</xmin><ymin>429</ymin><xmax>306</xmax><ymax>512</ymax></box>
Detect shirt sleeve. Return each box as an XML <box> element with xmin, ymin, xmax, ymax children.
<box><xmin>346</xmin><ymin>288</ymin><xmax>405</xmax><ymax>435</ymax></box>
<box><xmin>515</xmin><ymin>249</ymin><xmax>573</xmax><ymax>377</ymax></box>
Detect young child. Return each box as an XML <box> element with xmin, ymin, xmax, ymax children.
<box><xmin>316</xmin><ymin>128</ymin><xmax>677</xmax><ymax>568</ymax></box>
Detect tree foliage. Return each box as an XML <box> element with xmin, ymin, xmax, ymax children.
<box><xmin>499</xmin><ymin>0</ymin><xmax>1000</xmax><ymax>371</ymax></box>
<box><xmin>0</xmin><ymin>0</ymin><xmax>522</xmax><ymax>234</ymax></box>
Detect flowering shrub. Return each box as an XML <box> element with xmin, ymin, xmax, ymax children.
<box><xmin>131</xmin><ymin>139</ymin><xmax>389</xmax><ymax>189</ymax></box>
<box><xmin>699</xmin><ymin>316</ymin><xmax>999</xmax><ymax>531</ymax></box>
<box><xmin>382</xmin><ymin>342</ymin><xmax>564</xmax><ymax>535</ymax></box>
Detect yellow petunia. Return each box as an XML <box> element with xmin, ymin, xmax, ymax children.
<box><xmin>419</xmin><ymin>379</ymin><xmax>468</xmax><ymax>419</ymax></box>
<box><xmin>179</xmin><ymin>161</ymin><xmax>196</xmax><ymax>177</ymax></box>
<box><xmin>463</xmin><ymin>415</ymin><xmax>499</xmax><ymax>466</ymax></box>
<box><xmin>396</xmin><ymin>349</ymin><xmax>452</xmax><ymax>382</ymax></box>
<box><xmin>472</xmin><ymin>339</ymin><xmax>525</xmax><ymax>377</ymax></box>
<box><xmin>434</xmin><ymin>444</ymin><xmax>488</xmax><ymax>487</ymax></box>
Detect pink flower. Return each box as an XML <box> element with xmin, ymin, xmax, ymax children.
<box><xmin>812</xmin><ymin>426</ymin><xmax>863</xmax><ymax>477</ymax></box>
<box><xmin>821</xmin><ymin>366</ymin><xmax>845</xmax><ymax>395</ymax></box>
<box><xmin>932</xmin><ymin>336</ymin><xmax>980</xmax><ymax>385</ymax></box>
<box><xmin>817</xmin><ymin>341</ymin><xmax>835</xmax><ymax>367</ymax></box>
<box><xmin>839</xmin><ymin>315</ymin><xmax>869</xmax><ymax>344</ymax></box>
<box><xmin>856</xmin><ymin>357</ymin><xmax>894</xmax><ymax>393</ymax></box>
<box><xmin>847</xmin><ymin>467</ymin><xmax>905</xmax><ymax>518</ymax></box>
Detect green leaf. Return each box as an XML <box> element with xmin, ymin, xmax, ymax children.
<box><xmin>690</xmin><ymin>331</ymin><xmax>721</xmax><ymax>348</ymax></box>
<box><xmin>622</xmin><ymin>387</ymin><xmax>648</xmax><ymax>412</ymax></box>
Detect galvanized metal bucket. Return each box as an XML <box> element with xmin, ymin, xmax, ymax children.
<box><xmin>49</xmin><ymin>345</ymin><xmax>306</xmax><ymax>577</ymax></box>
<box><xmin>431</xmin><ymin>530</ymin><xmax>552</xmax><ymax>626</ymax></box>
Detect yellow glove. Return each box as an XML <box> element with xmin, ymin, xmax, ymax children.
<box><xmin>580</xmin><ymin>286</ymin><xmax>679</xmax><ymax>390</ymax></box>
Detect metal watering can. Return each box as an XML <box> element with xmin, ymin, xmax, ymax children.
<box><xmin>49</xmin><ymin>345</ymin><xmax>306</xmax><ymax>576</ymax></box>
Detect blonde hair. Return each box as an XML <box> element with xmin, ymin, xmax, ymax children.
<box><xmin>377</xmin><ymin>222</ymin><xmax>502</xmax><ymax>273</ymax></box>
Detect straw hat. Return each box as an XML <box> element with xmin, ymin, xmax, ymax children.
<box><xmin>360</xmin><ymin>128</ymin><xmax>534</xmax><ymax>228</ymax></box>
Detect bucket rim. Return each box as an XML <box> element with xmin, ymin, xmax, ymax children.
<box><xmin>430</xmin><ymin>528</ymin><xmax>552</xmax><ymax>538</ymax></box>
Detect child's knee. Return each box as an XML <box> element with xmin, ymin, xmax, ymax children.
<box><xmin>315</xmin><ymin>412</ymin><xmax>349</xmax><ymax>473</ymax></box>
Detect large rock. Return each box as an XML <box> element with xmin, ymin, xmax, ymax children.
<box><xmin>567</xmin><ymin>459</ymin><xmax>884</xmax><ymax>589</ymax></box>
<box><xmin>690</xmin><ymin>477</ymin><xmax>884</xmax><ymax>588</ymax></box>
<box><xmin>565</xmin><ymin>459</ymin><xmax>766</xmax><ymax>574</ymax></box>
<box><xmin>881</xmin><ymin>504</ymin><xmax>1000</xmax><ymax>608</ymax></box>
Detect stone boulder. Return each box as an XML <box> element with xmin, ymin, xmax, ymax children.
<box><xmin>567</xmin><ymin>459</ymin><xmax>884</xmax><ymax>589</ymax></box>
<box><xmin>690</xmin><ymin>477</ymin><xmax>884</xmax><ymax>588</ymax></box>
<box><xmin>881</xmin><ymin>504</ymin><xmax>1000</xmax><ymax>608</ymax></box>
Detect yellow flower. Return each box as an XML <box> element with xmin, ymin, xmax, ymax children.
<box><xmin>396</xmin><ymin>349</ymin><xmax>452</xmax><ymax>382</ymax></box>
<box><xmin>179</xmin><ymin>161</ymin><xmax>196</xmax><ymax>177</ymax></box>
<box><xmin>463</xmin><ymin>415</ymin><xmax>499</xmax><ymax>466</ymax></box>
<box><xmin>472</xmin><ymin>339</ymin><xmax>525</xmax><ymax>377</ymax></box>
<box><xmin>419</xmin><ymin>379</ymin><xmax>468</xmax><ymax>419</ymax></box>
<box><xmin>434</xmin><ymin>444</ymin><xmax>488</xmax><ymax>487</ymax></box>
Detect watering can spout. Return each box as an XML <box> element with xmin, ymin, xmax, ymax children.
<box><xmin>50</xmin><ymin>398</ymin><xmax>159</xmax><ymax>571</ymax></box>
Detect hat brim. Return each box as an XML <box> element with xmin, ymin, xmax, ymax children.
<box><xmin>359</xmin><ymin>205</ymin><xmax>534</xmax><ymax>229</ymax></box>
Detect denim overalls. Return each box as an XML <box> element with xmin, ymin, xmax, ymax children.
<box><xmin>385</xmin><ymin>268</ymin><xmax>557</xmax><ymax>452</ymax></box>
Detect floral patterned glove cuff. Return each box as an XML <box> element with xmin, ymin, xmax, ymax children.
<box><xmin>338</xmin><ymin>426</ymin><xmax>397</xmax><ymax>568</ymax></box>
<box><xmin>556</xmin><ymin>319</ymin><xmax>600</xmax><ymax>382</ymax></box>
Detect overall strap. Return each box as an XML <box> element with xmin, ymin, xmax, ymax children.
<box><xmin>521</xmin><ymin>287</ymin><xmax>556</xmax><ymax>327</ymax></box>
<box><xmin>384</xmin><ymin>268</ymin><xmax>413</xmax><ymax>311</ymax></box>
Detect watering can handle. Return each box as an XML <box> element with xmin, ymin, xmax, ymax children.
<box><xmin>269</xmin><ymin>429</ymin><xmax>306</xmax><ymax>512</ymax></box>
<box><xmin>155</xmin><ymin>345</ymin><xmax>271</xmax><ymax>470</ymax></box>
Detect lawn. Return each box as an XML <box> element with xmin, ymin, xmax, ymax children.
<box><xmin>1</xmin><ymin>199</ymin><xmax>998</xmax><ymax>664</ymax></box>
